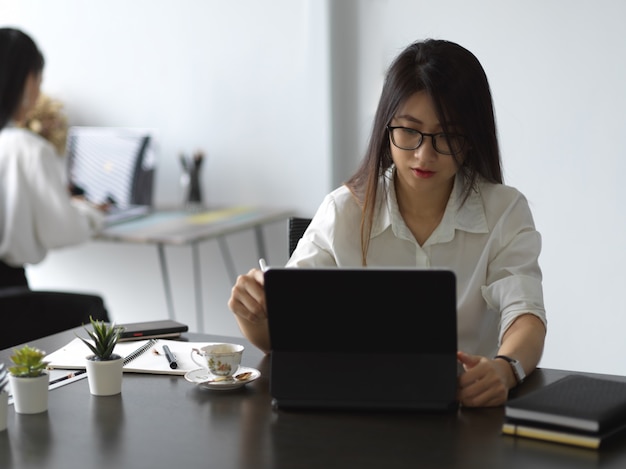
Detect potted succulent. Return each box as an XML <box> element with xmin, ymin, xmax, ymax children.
<box><xmin>79</xmin><ymin>316</ymin><xmax>125</xmax><ymax>396</ymax></box>
<box><xmin>1</xmin><ymin>363</ymin><xmax>9</xmax><ymax>430</ymax></box>
<box><xmin>8</xmin><ymin>345</ymin><xmax>50</xmax><ymax>414</ymax></box>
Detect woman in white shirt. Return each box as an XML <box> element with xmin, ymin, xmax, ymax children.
<box><xmin>0</xmin><ymin>28</ymin><xmax>108</xmax><ymax>348</ymax></box>
<box><xmin>228</xmin><ymin>39</ymin><xmax>547</xmax><ymax>408</ymax></box>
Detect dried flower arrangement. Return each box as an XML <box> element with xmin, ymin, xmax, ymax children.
<box><xmin>20</xmin><ymin>93</ymin><xmax>69</xmax><ymax>156</ymax></box>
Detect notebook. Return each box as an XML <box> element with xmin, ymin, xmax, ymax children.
<box><xmin>117</xmin><ymin>319</ymin><xmax>189</xmax><ymax>341</ymax></box>
<box><xmin>66</xmin><ymin>126</ymin><xmax>156</xmax><ymax>226</ymax></box>
<box><xmin>264</xmin><ymin>267</ymin><xmax>458</xmax><ymax>411</ymax></box>
<box><xmin>502</xmin><ymin>375</ymin><xmax>626</xmax><ymax>449</ymax></box>
<box><xmin>46</xmin><ymin>337</ymin><xmax>207</xmax><ymax>376</ymax></box>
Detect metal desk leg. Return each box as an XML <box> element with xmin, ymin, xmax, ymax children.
<box><xmin>217</xmin><ymin>235</ymin><xmax>237</xmax><ymax>285</ymax></box>
<box><xmin>191</xmin><ymin>242</ymin><xmax>204</xmax><ymax>332</ymax></box>
<box><xmin>157</xmin><ymin>244</ymin><xmax>176</xmax><ymax>320</ymax></box>
<box><xmin>254</xmin><ymin>225</ymin><xmax>267</xmax><ymax>261</ymax></box>
<box><xmin>212</xmin><ymin>226</ymin><xmax>266</xmax><ymax>333</ymax></box>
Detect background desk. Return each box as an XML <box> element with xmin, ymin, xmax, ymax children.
<box><xmin>97</xmin><ymin>206</ymin><xmax>293</xmax><ymax>331</ymax></box>
<box><xmin>2</xmin><ymin>328</ymin><xmax>626</xmax><ymax>469</ymax></box>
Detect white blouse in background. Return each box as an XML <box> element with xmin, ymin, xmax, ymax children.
<box><xmin>0</xmin><ymin>126</ymin><xmax>104</xmax><ymax>266</ymax></box>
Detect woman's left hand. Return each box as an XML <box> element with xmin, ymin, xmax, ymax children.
<box><xmin>456</xmin><ymin>351</ymin><xmax>512</xmax><ymax>407</ymax></box>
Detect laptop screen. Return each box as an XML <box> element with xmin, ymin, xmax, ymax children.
<box><xmin>265</xmin><ymin>267</ymin><xmax>457</xmax><ymax>354</ymax></box>
<box><xmin>66</xmin><ymin>126</ymin><xmax>156</xmax><ymax>209</ymax></box>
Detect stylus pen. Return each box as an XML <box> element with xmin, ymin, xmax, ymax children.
<box><xmin>259</xmin><ymin>258</ymin><xmax>268</xmax><ymax>272</ymax></box>
<box><xmin>163</xmin><ymin>345</ymin><xmax>178</xmax><ymax>369</ymax></box>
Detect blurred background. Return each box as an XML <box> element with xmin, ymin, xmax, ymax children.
<box><xmin>2</xmin><ymin>0</ymin><xmax>625</xmax><ymax>375</ymax></box>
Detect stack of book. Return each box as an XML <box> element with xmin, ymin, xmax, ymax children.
<box><xmin>502</xmin><ymin>375</ymin><xmax>626</xmax><ymax>449</ymax></box>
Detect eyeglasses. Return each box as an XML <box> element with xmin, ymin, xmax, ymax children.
<box><xmin>387</xmin><ymin>126</ymin><xmax>466</xmax><ymax>155</ymax></box>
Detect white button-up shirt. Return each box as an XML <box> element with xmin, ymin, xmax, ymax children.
<box><xmin>287</xmin><ymin>168</ymin><xmax>547</xmax><ymax>358</ymax></box>
<box><xmin>0</xmin><ymin>126</ymin><xmax>104</xmax><ymax>267</ymax></box>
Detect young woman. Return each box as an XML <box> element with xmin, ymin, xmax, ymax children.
<box><xmin>0</xmin><ymin>28</ymin><xmax>109</xmax><ymax>347</ymax></box>
<box><xmin>228</xmin><ymin>39</ymin><xmax>547</xmax><ymax>407</ymax></box>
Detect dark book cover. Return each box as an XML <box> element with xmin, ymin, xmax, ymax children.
<box><xmin>505</xmin><ymin>375</ymin><xmax>626</xmax><ymax>433</ymax></box>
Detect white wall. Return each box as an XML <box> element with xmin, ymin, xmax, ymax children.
<box><xmin>345</xmin><ymin>0</ymin><xmax>626</xmax><ymax>376</ymax></box>
<box><xmin>2</xmin><ymin>0</ymin><xmax>625</xmax><ymax>376</ymax></box>
<box><xmin>1</xmin><ymin>0</ymin><xmax>331</xmax><ymax>339</ymax></box>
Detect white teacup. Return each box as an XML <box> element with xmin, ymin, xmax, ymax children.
<box><xmin>191</xmin><ymin>343</ymin><xmax>244</xmax><ymax>377</ymax></box>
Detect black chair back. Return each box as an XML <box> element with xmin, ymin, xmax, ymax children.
<box><xmin>0</xmin><ymin>290</ymin><xmax>109</xmax><ymax>350</ymax></box>
<box><xmin>288</xmin><ymin>217</ymin><xmax>312</xmax><ymax>257</ymax></box>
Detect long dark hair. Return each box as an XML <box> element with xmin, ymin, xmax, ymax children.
<box><xmin>0</xmin><ymin>28</ymin><xmax>45</xmax><ymax>130</ymax></box>
<box><xmin>345</xmin><ymin>39</ymin><xmax>502</xmax><ymax>264</ymax></box>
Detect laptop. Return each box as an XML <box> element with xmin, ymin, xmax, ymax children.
<box><xmin>66</xmin><ymin>126</ymin><xmax>156</xmax><ymax>226</ymax></box>
<box><xmin>264</xmin><ymin>267</ymin><xmax>458</xmax><ymax>412</ymax></box>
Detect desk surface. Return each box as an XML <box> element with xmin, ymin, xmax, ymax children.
<box><xmin>98</xmin><ymin>206</ymin><xmax>294</xmax><ymax>245</ymax></box>
<box><xmin>2</xmin><ymin>329</ymin><xmax>626</xmax><ymax>469</ymax></box>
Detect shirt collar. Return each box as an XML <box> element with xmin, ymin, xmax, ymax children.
<box><xmin>371</xmin><ymin>167</ymin><xmax>489</xmax><ymax>242</ymax></box>
<box><xmin>441</xmin><ymin>172</ymin><xmax>489</xmax><ymax>239</ymax></box>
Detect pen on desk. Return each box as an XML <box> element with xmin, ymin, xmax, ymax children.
<box><xmin>259</xmin><ymin>258</ymin><xmax>268</xmax><ymax>272</ymax></box>
<box><xmin>163</xmin><ymin>345</ymin><xmax>178</xmax><ymax>369</ymax></box>
<box><xmin>49</xmin><ymin>369</ymin><xmax>86</xmax><ymax>386</ymax></box>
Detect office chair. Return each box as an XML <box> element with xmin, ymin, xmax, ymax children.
<box><xmin>288</xmin><ymin>217</ymin><xmax>312</xmax><ymax>257</ymax></box>
<box><xmin>0</xmin><ymin>289</ymin><xmax>109</xmax><ymax>350</ymax></box>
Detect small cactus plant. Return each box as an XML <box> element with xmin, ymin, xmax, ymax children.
<box><xmin>8</xmin><ymin>345</ymin><xmax>48</xmax><ymax>377</ymax></box>
<box><xmin>79</xmin><ymin>316</ymin><xmax>124</xmax><ymax>361</ymax></box>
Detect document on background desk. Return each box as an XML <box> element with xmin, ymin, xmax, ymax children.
<box><xmin>46</xmin><ymin>338</ymin><xmax>210</xmax><ymax>376</ymax></box>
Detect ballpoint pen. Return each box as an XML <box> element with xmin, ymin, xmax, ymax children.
<box><xmin>259</xmin><ymin>258</ymin><xmax>268</xmax><ymax>272</ymax></box>
<box><xmin>163</xmin><ymin>345</ymin><xmax>178</xmax><ymax>369</ymax></box>
<box><xmin>49</xmin><ymin>369</ymin><xmax>87</xmax><ymax>386</ymax></box>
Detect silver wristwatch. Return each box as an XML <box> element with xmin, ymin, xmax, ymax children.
<box><xmin>494</xmin><ymin>355</ymin><xmax>526</xmax><ymax>385</ymax></box>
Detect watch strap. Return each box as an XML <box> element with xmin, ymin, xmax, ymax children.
<box><xmin>494</xmin><ymin>355</ymin><xmax>525</xmax><ymax>384</ymax></box>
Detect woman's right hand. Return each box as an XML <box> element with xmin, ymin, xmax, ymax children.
<box><xmin>228</xmin><ymin>268</ymin><xmax>271</xmax><ymax>353</ymax></box>
<box><xmin>228</xmin><ymin>268</ymin><xmax>267</xmax><ymax>324</ymax></box>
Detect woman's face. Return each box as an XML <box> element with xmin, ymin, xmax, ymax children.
<box><xmin>13</xmin><ymin>70</ymin><xmax>42</xmax><ymax>123</ymax></box>
<box><xmin>388</xmin><ymin>90</ymin><xmax>462</xmax><ymax>200</ymax></box>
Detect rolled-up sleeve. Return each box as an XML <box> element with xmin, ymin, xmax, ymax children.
<box><xmin>480</xmin><ymin>194</ymin><xmax>547</xmax><ymax>344</ymax></box>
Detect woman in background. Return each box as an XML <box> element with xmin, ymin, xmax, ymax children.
<box><xmin>228</xmin><ymin>39</ymin><xmax>547</xmax><ymax>408</ymax></box>
<box><xmin>0</xmin><ymin>27</ymin><xmax>108</xmax><ymax>348</ymax></box>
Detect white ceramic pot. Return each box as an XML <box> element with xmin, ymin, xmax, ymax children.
<box><xmin>86</xmin><ymin>356</ymin><xmax>124</xmax><ymax>396</ymax></box>
<box><xmin>0</xmin><ymin>390</ymin><xmax>8</xmax><ymax>431</ymax></box>
<box><xmin>9</xmin><ymin>373</ymin><xmax>49</xmax><ymax>414</ymax></box>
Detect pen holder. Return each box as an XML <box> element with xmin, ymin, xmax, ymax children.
<box><xmin>180</xmin><ymin>150</ymin><xmax>205</xmax><ymax>212</ymax></box>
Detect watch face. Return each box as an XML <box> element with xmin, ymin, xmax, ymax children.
<box><xmin>511</xmin><ymin>360</ymin><xmax>525</xmax><ymax>383</ymax></box>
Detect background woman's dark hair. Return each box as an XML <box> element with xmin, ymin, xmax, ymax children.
<box><xmin>345</xmin><ymin>38</ymin><xmax>502</xmax><ymax>264</ymax></box>
<box><xmin>0</xmin><ymin>28</ymin><xmax>45</xmax><ymax>129</ymax></box>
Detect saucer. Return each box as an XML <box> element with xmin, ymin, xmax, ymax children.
<box><xmin>184</xmin><ymin>366</ymin><xmax>260</xmax><ymax>391</ymax></box>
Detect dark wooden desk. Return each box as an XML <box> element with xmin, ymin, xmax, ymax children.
<box><xmin>2</xmin><ymin>329</ymin><xmax>626</xmax><ymax>469</ymax></box>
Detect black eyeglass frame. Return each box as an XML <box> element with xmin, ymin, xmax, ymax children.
<box><xmin>386</xmin><ymin>125</ymin><xmax>467</xmax><ymax>156</ymax></box>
